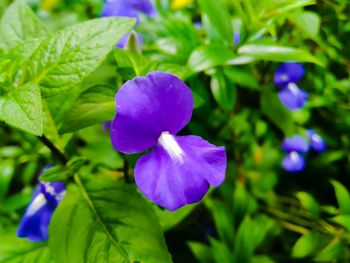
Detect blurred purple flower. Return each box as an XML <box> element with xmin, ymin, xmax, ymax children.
<box><xmin>17</xmin><ymin>178</ymin><xmax>66</xmax><ymax>242</ymax></box>
<box><xmin>194</xmin><ymin>21</ymin><xmax>202</xmax><ymax>29</ymax></box>
<box><xmin>233</xmin><ymin>32</ymin><xmax>240</xmax><ymax>46</ymax></box>
<box><xmin>278</xmin><ymin>83</ymin><xmax>308</xmax><ymax>111</ymax></box>
<box><xmin>110</xmin><ymin>72</ymin><xmax>227</xmax><ymax>211</ymax></box>
<box><xmin>282</xmin><ymin>152</ymin><xmax>305</xmax><ymax>173</ymax></box>
<box><xmin>282</xmin><ymin>135</ymin><xmax>309</xmax><ymax>153</ymax></box>
<box><xmin>101</xmin><ymin>0</ymin><xmax>155</xmax><ymax>48</ymax></box>
<box><xmin>307</xmin><ymin>130</ymin><xmax>327</xmax><ymax>153</ymax></box>
<box><xmin>274</xmin><ymin>62</ymin><xmax>305</xmax><ymax>88</ymax></box>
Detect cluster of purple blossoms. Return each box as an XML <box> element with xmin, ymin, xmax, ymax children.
<box><xmin>100</xmin><ymin>0</ymin><xmax>156</xmax><ymax>48</ymax></box>
<box><xmin>274</xmin><ymin>62</ymin><xmax>308</xmax><ymax>111</ymax></box>
<box><xmin>17</xmin><ymin>167</ymin><xmax>66</xmax><ymax>242</ymax></box>
<box><xmin>110</xmin><ymin>71</ymin><xmax>227</xmax><ymax>211</ymax></box>
<box><xmin>282</xmin><ymin>130</ymin><xmax>326</xmax><ymax>173</ymax></box>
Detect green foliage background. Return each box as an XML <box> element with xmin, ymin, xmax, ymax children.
<box><xmin>0</xmin><ymin>0</ymin><xmax>349</xmax><ymax>262</ymax></box>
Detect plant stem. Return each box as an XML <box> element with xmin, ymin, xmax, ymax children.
<box><xmin>121</xmin><ymin>153</ymin><xmax>131</xmax><ymax>184</ymax></box>
<box><xmin>38</xmin><ymin>135</ymin><xmax>68</xmax><ymax>165</ymax></box>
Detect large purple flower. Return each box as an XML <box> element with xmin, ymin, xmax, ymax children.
<box><xmin>274</xmin><ymin>62</ymin><xmax>305</xmax><ymax>88</ymax></box>
<box><xmin>110</xmin><ymin>72</ymin><xmax>227</xmax><ymax>211</ymax></box>
<box><xmin>278</xmin><ymin>83</ymin><xmax>308</xmax><ymax>111</ymax></box>
<box><xmin>17</xmin><ymin>180</ymin><xmax>66</xmax><ymax>242</ymax></box>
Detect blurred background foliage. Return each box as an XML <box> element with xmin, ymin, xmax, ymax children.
<box><xmin>0</xmin><ymin>0</ymin><xmax>350</xmax><ymax>262</ymax></box>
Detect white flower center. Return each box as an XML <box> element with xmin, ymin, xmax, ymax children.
<box><xmin>281</xmin><ymin>74</ymin><xmax>289</xmax><ymax>81</ymax></box>
<box><xmin>288</xmin><ymin>83</ymin><xmax>299</xmax><ymax>94</ymax></box>
<box><xmin>27</xmin><ymin>193</ymin><xmax>47</xmax><ymax>216</ymax></box>
<box><xmin>290</xmin><ymin>151</ymin><xmax>300</xmax><ymax>162</ymax></box>
<box><xmin>158</xmin><ymin>131</ymin><xmax>184</xmax><ymax>162</ymax></box>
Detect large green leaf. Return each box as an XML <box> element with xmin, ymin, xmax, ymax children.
<box><xmin>0</xmin><ymin>82</ymin><xmax>42</xmax><ymax>135</ymax></box>
<box><xmin>0</xmin><ymin>0</ymin><xmax>48</xmax><ymax>50</ymax></box>
<box><xmin>26</xmin><ymin>17</ymin><xmax>135</xmax><ymax>95</ymax></box>
<box><xmin>59</xmin><ymin>85</ymin><xmax>116</xmax><ymax>133</ymax></box>
<box><xmin>197</xmin><ymin>0</ymin><xmax>233</xmax><ymax>44</ymax></box>
<box><xmin>314</xmin><ymin>238</ymin><xmax>346</xmax><ymax>262</ymax></box>
<box><xmin>0</xmin><ymin>159</ymin><xmax>15</xmax><ymax>198</ymax></box>
<box><xmin>291</xmin><ymin>11</ymin><xmax>320</xmax><ymax>39</ymax></box>
<box><xmin>0</xmin><ymin>228</ymin><xmax>52</xmax><ymax>263</ymax></box>
<box><xmin>210</xmin><ymin>70</ymin><xmax>236</xmax><ymax>111</ymax></box>
<box><xmin>49</xmin><ymin>176</ymin><xmax>172</xmax><ymax>263</ymax></box>
<box><xmin>188</xmin><ymin>45</ymin><xmax>236</xmax><ymax>73</ymax></box>
<box><xmin>330</xmin><ymin>180</ymin><xmax>350</xmax><ymax>214</ymax></box>
<box><xmin>238</xmin><ymin>44</ymin><xmax>324</xmax><ymax>66</ymax></box>
<box><xmin>291</xmin><ymin>231</ymin><xmax>321</xmax><ymax>258</ymax></box>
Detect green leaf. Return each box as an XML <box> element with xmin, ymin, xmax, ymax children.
<box><xmin>0</xmin><ymin>228</ymin><xmax>52</xmax><ymax>263</ymax></box>
<box><xmin>0</xmin><ymin>0</ymin><xmax>48</xmax><ymax>50</ymax></box>
<box><xmin>295</xmin><ymin>192</ymin><xmax>319</xmax><ymax>220</ymax></box>
<box><xmin>205</xmin><ymin>198</ymin><xmax>235</xmax><ymax>245</ymax></box>
<box><xmin>330</xmin><ymin>215</ymin><xmax>350</xmax><ymax>232</ymax></box>
<box><xmin>314</xmin><ymin>238</ymin><xmax>346</xmax><ymax>262</ymax></box>
<box><xmin>0</xmin><ymin>82</ymin><xmax>42</xmax><ymax>135</ymax></box>
<box><xmin>49</xmin><ymin>176</ymin><xmax>172</xmax><ymax>263</ymax></box>
<box><xmin>0</xmin><ymin>159</ymin><xmax>15</xmax><ymax>198</ymax></box>
<box><xmin>330</xmin><ymin>180</ymin><xmax>350</xmax><ymax>214</ymax></box>
<box><xmin>209</xmin><ymin>238</ymin><xmax>232</xmax><ymax>263</ymax></box>
<box><xmin>188</xmin><ymin>45</ymin><xmax>236</xmax><ymax>73</ymax></box>
<box><xmin>155</xmin><ymin>205</ymin><xmax>196</xmax><ymax>231</ymax></box>
<box><xmin>26</xmin><ymin>17</ymin><xmax>135</xmax><ymax>96</ymax></box>
<box><xmin>210</xmin><ymin>70</ymin><xmax>236</xmax><ymax>111</ymax></box>
<box><xmin>234</xmin><ymin>215</ymin><xmax>274</xmax><ymax>262</ymax></box>
<box><xmin>238</xmin><ymin>44</ymin><xmax>324</xmax><ymax>66</ymax></box>
<box><xmin>59</xmin><ymin>85</ymin><xmax>116</xmax><ymax>134</ymax></box>
<box><xmin>188</xmin><ymin>242</ymin><xmax>213</xmax><ymax>263</ymax></box>
<box><xmin>291</xmin><ymin>11</ymin><xmax>320</xmax><ymax>39</ymax></box>
<box><xmin>198</xmin><ymin>0</ymin><xmax>233</xmax><ymax>44</ymax></box>
<box><xmin>224</xmin><ymin>67</ymin><xmax>259</xmax><ymax>90</ymax></box>
<box><xmin>291</xmin><ymin>231</ymin><xmax>321</xmax><ymax>258</ymax></box>
<box><xmin>260</xmin><ymin>89</ymin><xmax>294</xmax><ymax>136</ymax></box>
<box><xmin>251</xmin><ymin>255</ymin><xmax>275</xmax><ymax>263</ymax></box>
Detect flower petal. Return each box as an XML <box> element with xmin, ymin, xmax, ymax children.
<box><xmin>17</xmin><ymin>189</ymin><xmax>55</xmax><ymax>242</ymax></box>
<box><xmin>134</xmin><ymin>135</ymin><xmax>226</xmax><ymax>211</ymax></box>
<box><xmin>307</xmin><ymin>130</ymin><xmax>327</xmax><ymax>153</ymax></box>
<box><xmin>282</xmin><ymin>152</ymin><xmax>305</xmax><ymax>173</ymax></box>
<box><xmin>40</xmin><ymin>181</ymin><xmax>66</xmax><ymax>207</ymax></box>
<box><xmin>282</xmin><ymin>135</ymin><xmax>309</xmax><ymax>153</ymax></box>
<box><xmin>274</xmin><ymin>62</ymin><xmax>305</xmax><ymax>88</ymax></box>
<box><xmin>111</xmin><ymin>72</ymin><xmax>194</xmax><ymax>153</ymax></box>
<box><xmin>101</xmin><ymin>0</ymin><xmax>139</xmax><ymax>19</ymax></box>
<box><xmin>278</xmin><ymin>83</ymin><xmax>308</xmax><ymax>111</ymax></box>
<box><xmin>128</xmin><ymin>0</ymin><xmax>157</xmax><ymax>16</ymax></box>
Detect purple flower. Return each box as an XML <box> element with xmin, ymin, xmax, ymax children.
<box><xmin>101</xmin><ymin>0</ymin><xmax>155</xmax><ymax>48</ymax></box>
<box><xmin>278</xmin><ymin>83</ymin><xmax>308</xmax><ymax>111</ymax></box>
<box><xmin>282</xmin><ymin>152</ymin><xmax>305</xmax><ymax>173</ymax></box>
<box><xmin>194</xmin><ymin>21</ymin><xmax>202</xmax><ymax>29</ymax></box>
<box><xmin>307</xmin><ymin>130</ymin><xmax>327</xmax><ymax>153</ymax></box>
<box><xmin>101</xmin><ymin>0</ymin><xmax>156</xmax><ymax>19</ymax></box>
<box><xmin>282</xmin><ymin>135</ymin><xmax>309</xmax><ymax>153</ymax></box>
<box><xmin>274</xmin><ymin>62</ymin><xmax>305</xmax><ymax>88</ymax></box>
<box><xmin>233</xmin><ymin>32</ymin><xmax>240</xmax><ymax>46</ymax></box>
<box><xmin>17</xmin><ymin>180</ymin><xmax>66</xmax><ymax>242</ymax></box>
<box><xmin>110</xmin><ymin>72</ymin><xmax>227</xmax><ymax>211</ymax></box>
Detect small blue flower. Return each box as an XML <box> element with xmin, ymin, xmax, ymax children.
<box><xmin>278</xmin><ymin>83</ymin><xmax>308</xmax><ymax>111</ymax></box>
<box><xmin>282</xmin><ymin>135</ymin><xmax>309</xmax><ymax>153</ymax></box>
<box><xmin>194</xmin><ymin>21</ymin><xmax>202</xmax><ymax>29</ymax></box>
<box><xmin>282</xmin><ymin>152</ymin><xmax>305</xmax><ymax>173</ymax></box>
<box><xmin>233</xmin><ymin>32</ymin><xmax>240</xmax><ymax>46</ymax></box>
<box><xmin>307</xmin><ymin>130</ymin><xmax>327</xmax><ymax>153</ymax></box>
<box><xmin>17</xmin><ymin>179</ymin><xmax>66</xmax><ymax>242</ymax></box>
<box><xmin>274</xmin><ymin>62</ymin><xmax>305</xmax><ymax>88</ymax></box>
